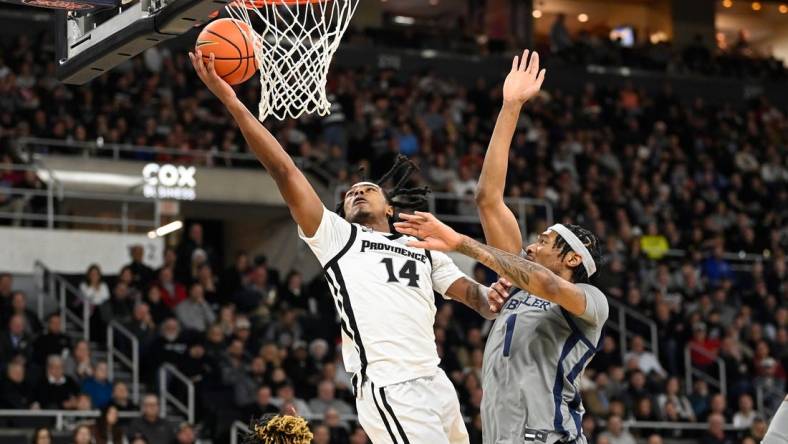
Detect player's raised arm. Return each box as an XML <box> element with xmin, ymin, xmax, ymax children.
<box><xmin>395</xmin><ymin>212</ymin><xmax>589</xmax><ymax>316</ymax></box>
<box><xmin>189</xmin><ymin>50</ymin><xmax>323</xmax><ymax>236</ymax></box>
<box><xmin>476</xmin><ymin>50</ymin><xmax>545</xmax><ymax>254</ymax></box>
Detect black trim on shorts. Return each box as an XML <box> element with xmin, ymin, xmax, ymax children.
<box><xmin>371</xmin><ymin>382</ymin><xmax>398</xmax><ymax>443</ymax></box>
<box><xmin>380</xmin><ymin>387</ymin><xmax>410</xmax><ymax>444</ymax></box>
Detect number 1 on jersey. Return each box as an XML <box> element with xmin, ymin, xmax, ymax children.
<box><xmin>381</xmin><ymin>258</ymin><xmax>420</xmax><ymax>287</ymax></box>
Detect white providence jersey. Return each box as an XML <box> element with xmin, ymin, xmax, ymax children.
<box><xmin>299</xmin><ymin>207</ymin><xmax>465</xmax><ymax>387</ymax></box>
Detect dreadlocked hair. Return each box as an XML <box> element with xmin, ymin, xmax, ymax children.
<box><xmin>242</xmin><ymin>414</ymin><xmax>313</xmax><ymax>444</ymax></box>
<box><xmin>552</xmin><ymin>224</ymin><xmax>600</xmax><ymax>284</ymax></box>
<box><xmin>335</xmin><ymin>155</ymin><xmax>431</xmax><ymax>229</ymax></box>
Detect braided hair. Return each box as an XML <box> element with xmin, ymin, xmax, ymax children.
<box><xmin>552</xmin><ymin>224</ymin><xmax>600</xmax><ymax>284</ymax></box>
<box><xmin>243</xmin><ymin>414</ymin><xmax>313</xmax><ymax>444</ymax></box>
<box><xmin>336</xmin><ymin>155</ymin><xmax>430</xmax><ymax>230</ymax></box>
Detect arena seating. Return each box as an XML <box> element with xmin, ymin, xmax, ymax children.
<box><xmin>1</xmin><ymin>25</ymin><xmax>786</xmax><ymax>444</ymax></box>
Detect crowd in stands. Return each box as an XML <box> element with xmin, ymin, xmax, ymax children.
<box><xmin>0</xmin><ymin>18</ymin><xmax>787</xmax><ymax>444</ymax></box>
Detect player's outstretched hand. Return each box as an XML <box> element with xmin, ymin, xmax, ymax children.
<box><xmin>189</xmin><ymin>50</ymin><xmax>237</xmax><ymax>104</ymax></box>
<box><xmin>395</xmin><ymin>211</ymin><xmax>462</xmax><ymax>252</ymax></box>
<box><xmin>503</xmin><ymin>49</ymin><xmax>546</xmax><ymax>107</ymax></box>
<box><xmin>488</xmin><ymin>278</ymin><xmax>512</xmax><ymax>313</ymax></box>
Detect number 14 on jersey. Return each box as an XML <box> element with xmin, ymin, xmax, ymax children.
<box><xmin>381</xmin><ymin>258</ymin><xmax>420</xmax><ymax>288</ymax></box>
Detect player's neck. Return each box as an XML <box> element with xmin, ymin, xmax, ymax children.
<box><xmin>362</xmin><ymin>221</ymin><xmax>391</xmax><ymax>233</ymax></box>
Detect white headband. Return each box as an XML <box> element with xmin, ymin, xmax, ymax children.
<box><xmin>548</xmin><ymin>224</ymin><xmax>597</xmax><ymax>277</ymax></box>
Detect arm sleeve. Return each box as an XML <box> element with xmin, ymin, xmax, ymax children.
<box><xmin>297</xmin><ymin>206</ymin><xmax>353</xmax><ymax>265</ymax></box>
<box><xmin>575</xmin><ymin>283</ymin><xmax>609</xmax><ymax>327</ymax></box>
<box><xmin>430</xmin><ymin>251</ymin><xmax>467</xmax><ymax>299</ymax></box>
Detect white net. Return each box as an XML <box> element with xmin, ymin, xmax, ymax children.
<box><xmin>226</xmin><ymin>0</ymin><xmax>359</xmax><ymax>121</ymax></box>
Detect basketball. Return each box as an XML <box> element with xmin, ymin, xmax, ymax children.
<box><xmin>196</xmin><ymin>18</ymin><xmax>257</xmax><ymax>85</ymax></box>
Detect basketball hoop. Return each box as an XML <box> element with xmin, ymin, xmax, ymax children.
<box><xmin>226</xmin><ymin>0</ymin><xmax>359</xmax><ymax>121</ymax></box>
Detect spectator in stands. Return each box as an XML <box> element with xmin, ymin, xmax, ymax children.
<box><xmin>273</xmin><ymin>381</ymin><xmax>311</xmax><ymax>416</ymax></box>
<box><xmin>150</xmin><ymin>318</ymin><xmax>191</xmax><ymax>374</ymax></box>
<box><xmin>656</xmin><ymin>376</ymin><xmax>695</xmax><ymax>422</ymax></box>
<box><xmin>747</xmin><ymin>416</ymin><xmax>768</xmax><ymax>442</ymax></box>
<box><xmin>155</xmin><ymin>267</ymin><xmax>187</xmax><ymax>309</ymax></box>
<box><xmin>708</xmin><ymin>393</ymin><xmax>729</xmax><ymax>422</ymax></box>
<box><xmin>324</xmin><ymin>407</ymin><xmax>350</xmax><ymax>443</ymax></box>
<box><xmin>283</xmin><ymin>341</ymin><xmax>318</xmax><ymax>398</ymax></box>
<box><xmin>624</xmin><ymin>335</ymin><xmax>667</xmax><ymax>380</ymax></box>
<box><xmin>127</xmin><ymin>394</ymin><xmax>175</xmax><ymax>443</ymax></box>
<box><xmin>92</xmin><ymin>405</ymin><xmax>125</xmax><ymax>444</ymax></box>
<box><xmin>31</xmin><ymin>427</ymin><xmax>52</xmax><ymax>444</ymax></box>
<box><xmin>64</xmin><ymin>340</ymin><xmax>93</xmax><ymax>382</ymax></box>
<box><xmin>196</xmin><ymin>264</ymin><xmax>221</xmax><ymax>310</ymax></box>
<box><xmin>99</xmin><ymin>282</ymin><xmax>136</xmax><ymax>327</ymax></box>
<box><xmin>755</xmin><ymin>357</ymin><xmax>786</xmax><ymax>417</ymax></box>
<box><xmin>220</xmin><ymin>251</ymin><xmax>250</xmax><ymax>299</ymax></box>
<box><xmin>0</xmin><ymin>314</ymin><xmax>33</xmax><ymax>364</ymax></box>
<box><xmin>312</xmin><ymin>424</ymin><xmax>330</xmax><ymax>444</ymax></box>
<box><xmin>126</xmin><ymin>244</ymin><xmax>155</xmax><ymax>291</ymax></box>
<box><xmin>265</xmin><ymin>308</ymin><xmax>302</xmax><ymax>349</ymax></box>
<box><xmin>309</xmin><ymin>380</ymin><xmax>353</xmax><ymax>416</ymax></box>
<box><xmin>32</xmin><ymin>314</ymin><xmax>70</xmax><ymax>366</ymax></box>
<box><xmin>176</xmin><ymin>223</ymin><xmax>213</xmax><ymax>283</ymax></box>
<box><xmin>175</xmin><ymin>283</ymin><xmax>215</xmax><ymax>333</ymax></box>
<box><xmin>702</xmin><ymin>413</ymin><xmax>733</xmax><ymax>444</ymax></box>
<box><xmin>71</xmin><ymin>425</ymin><xmax>92</xmax><ymax>444</ymax></box>
<box><xmin>235</xmin><ymin>265</ymin><xmax>273</xmax><ymax>314</ymax></box>
<box><xmin>689</xmin><ymin>322</ymin><xmax>720</xmax><ymax>370</ymax></box>
<box><xmin>34</xmin><ymin>355</ymin><xmax>80</xmax><ymax>409</ymax></box>
<box><xmin>81</xmin><ymin>361</ymin><xmax>112</xmax><ymax>409</ymax></box>
<box><xmin>79</xmin><ymin>264</ymin><xmax>110</xmax><ymax>308</ymax></box>
<box><xmin>4</xmin><ymin>291</ymin><xmax>42</xmax><ymax>335</ymax></box>
<box><xmin>0</xmin><ymin>272</ymin><xmax>12</xmax><ymax>311</ymax></box>
<box><xmin>234</xmin><ymin>356</ymin><xmax>267</xmax><ymax>407</ymax></box>
<box><xmin>733</xmin><ymin>393</ymin><xmax>758</xmax><ymax>428</ymax></box>
<box><xmin>243</xmin><ymin>385</ymin><xmax>279</xmax><ymax>419</ymax></box>
<box><xmin>175</xmin><ymin>422</ymin><xmax>197</xmax><ymax>444</ymax></box>
<box><xmin>127</xmin><ymin>302</ymin><xmax>157</xmax><ymax>351</ymax></box>
<box><xmin>349</xmin><ymin>427</ymin><xmax>370</xmax><ymax>444</ymax></box>
<box><xmin>0</xmin><ymin>358</ymin><xmax>33</xmax><ymax>409</ymax></box>
<box><xmin>144</xmin><ymin>286</ymin><xmax>173</xmax><ymax>324</ymax></box>
<box><xmin>549</xmin><ymin>14</ymin><xmax>573</xmax><ymax>54</ymax></box>
<box><xmin>111</xmin><ymin>381</ymin><xmax>136</xmax><ymax>412</ymax></box>
<box><xmin>598</xmin><ymin>415</ymin><xmax>636</xmax><ymax>444</ymax></box>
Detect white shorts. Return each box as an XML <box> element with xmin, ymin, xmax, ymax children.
<box><xmin>356</xmin><ymin>369</ymin><xmax>469</xmax><ymax>444</ymax></box>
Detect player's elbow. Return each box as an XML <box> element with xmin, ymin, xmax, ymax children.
<box><xmin>474</xmin><ymin>186</ymin><xmax>500</xmax><ymax>207</ymax></box>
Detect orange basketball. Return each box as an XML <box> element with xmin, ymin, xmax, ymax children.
<box><xmin>196</xmin><ymin>18</ymin><xmax>257</xmax><ymax>85</ymax></box>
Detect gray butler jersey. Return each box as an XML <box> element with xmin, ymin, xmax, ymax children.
<box><xmin>481</xmin><ymin>284</ymin><xmax>608</xmax><ymax>444</ymax></box>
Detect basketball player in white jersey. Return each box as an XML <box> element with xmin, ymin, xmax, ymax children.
<box><xmin>190</xmin><ymin>50</ymin><xmax>510</xmax><ymax>444</ymax></box>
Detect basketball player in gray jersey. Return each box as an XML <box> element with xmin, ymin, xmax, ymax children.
<box><xmin>394</xmin><ymin>50</ymin><xmax>608</xmax><ymax>444</ymax></box>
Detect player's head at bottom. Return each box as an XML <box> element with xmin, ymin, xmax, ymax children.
<box><xmin>524</xmin><ymin>224</ymin><xmax>601</xmax><ymax>284</ymax></box>
<box><xmin>337</xmin><ymin>155</ymin><xmax>430</xmax><ymax>232</ymax></box>
<box><xmin>243</xmin><ymin>413</ymin><xmax>313</xmax><ymax>444</ymax></box>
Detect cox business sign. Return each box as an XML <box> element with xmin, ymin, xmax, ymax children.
<box><xmin>142</xmin><ymin>164</ymin><xmax>196</xmax><ymax>201</ymax></box>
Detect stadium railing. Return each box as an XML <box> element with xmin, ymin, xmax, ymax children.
<box><xmin>684</xmin><ymin>344</ymin><xmax>727</xmax><ymax>398</ymax></box>
<box><xmin>15</xmin><ymin>137</ymin><xmax>335</xmax><ymax>185</ymax></box>
<box><xmin>159</xmin><ymin>363</ymin><xmax>195</xmax><ymax>424</ymax></box>
<box><xmin>107</xmin><ymin>321</ymin><xmax>141</xmax><ymax>406</ymax></box>
<box><xmin>34</xmin><ymin>260</ymin><xmax>91</xmax><ymax>341</ymax></box>
<box><xmin>607</xmin><ymin>298</ymin><xmax>660</xmax><ymax>362</ymax></box>
<box><xmin>2</xmin><ymin>162</ymin><xmax>158</xmax><ymax>232</ymax></box>
<box><xmin>0</xmin><ymin>409</ymin><xmax>141</xmax><ymax>431</ymax></box>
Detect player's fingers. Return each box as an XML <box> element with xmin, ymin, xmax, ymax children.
<box><xmin>405</xmin><ymin>240</ymin><xmax>429</xmax><ymax>249</ymax></box>
<box><xmin>413</xmin><ymin>211</ymin><xmax>434</xmax><ymax>221</ymax></box>
<box><xmin>401</xmin><ymin>212</ymin><xmax>428</xmax><ymax>223</ymax></box>
<box><xmin>511</xmin><ymin>55</ymin><xmax>519</xmax><ymax>72</ymax></box>
<box><xmin>520</xmin><ymin>49</ymin><xmax>529</xmax><ymax>71</ymax></box>
<box><xmin>207</xmin><ymin>52</ymin><xmax>217</xmax><ymax>77</ymax></box>
<box><xmin>535</xmin><ymin>69</ymin><xmax>547</xmax><ymax>89</ymax></box>
<box><xmin>498</xmin><ymin>277</ymin><xmax>512</xmax><ymax>288</ymax></box>
<box><xmin>528</xmin><ymin>51</ymin><xmax>539</xmax><ymax>76</ymax></box>
<box><xmin>393</xmin><ymin>222</ymin><xmax>418</xmax><ymax>231</ymax></box>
